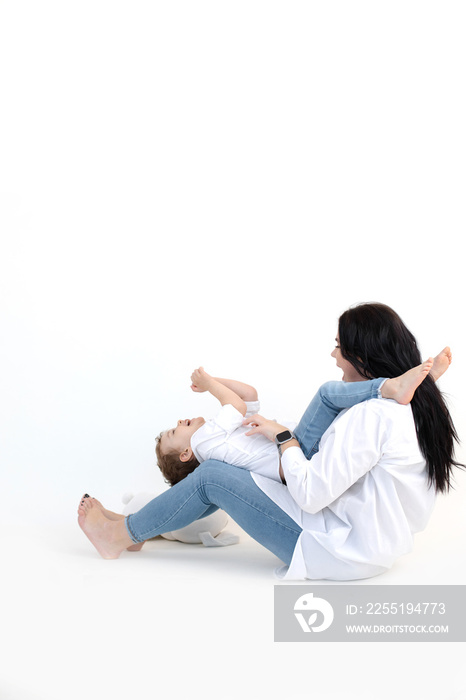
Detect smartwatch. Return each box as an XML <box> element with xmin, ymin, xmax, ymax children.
<box><xmin>275</xmin><ymin>429</ymin><xmax>296</xmax><ymax>455</ymax></box>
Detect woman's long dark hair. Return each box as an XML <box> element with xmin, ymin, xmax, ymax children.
<box><xmin>338</xmin><ymin>302</ymin><xmax>463</xmax><ymax>493</ymax></box>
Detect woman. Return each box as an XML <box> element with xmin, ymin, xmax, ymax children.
<box><xmin>78</xmin><ymin>303</ymin><xmax>463</xmax><ymax>580</ymax></box>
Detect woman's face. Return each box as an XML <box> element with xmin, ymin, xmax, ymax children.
<box><xmin>331</xmin><ymin>336</ymin><xmax>366</xmax><ymax>383</ymax></box>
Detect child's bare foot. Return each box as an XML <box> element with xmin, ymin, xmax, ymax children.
<box><xmin>430</xmin><ymin>347</ymin><xmax>452</xmax><ymax>382</ymax></box>
<box><xmin>78</xmin><ymin>495</ymin><xmax>145</xmax><ymax>551</ymax></box>
<box><xmin>382</xmin><ymin>359</ymin><xmax>434</xmax><ymax>405</ymax></box>
<box><xmin>77</xmin><ymin>496</ymin><xmax>135</xmax><ymax>559</ymax></box>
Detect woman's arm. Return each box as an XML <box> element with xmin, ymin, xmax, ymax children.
<box><xmin>244</xmin><ymin>407</ymin><xmax>383</xmax><ymax>514</ymax></box>
<box><xmin>243</xmin><ymin>414</ymin><xmax>299</xmax><ymax>449</ymax></box>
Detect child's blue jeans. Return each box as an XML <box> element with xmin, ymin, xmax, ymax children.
<box><xmin>125</xmin><ymin>378</ymin><xmax>385</xmax><ymax>564</ymax></box>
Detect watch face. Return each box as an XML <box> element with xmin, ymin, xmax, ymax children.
<box><xmin>276</xmin><ymin>430</ymin><xmax>293</xmax><ymax>444</ymax></box>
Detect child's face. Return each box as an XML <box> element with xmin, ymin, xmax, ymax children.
<box><xmin>160</xmin><ymin>417</ymin><xmax>205</xmax><ymax>457</ymax></box>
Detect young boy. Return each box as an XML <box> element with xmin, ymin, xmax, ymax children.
<box><xmin>156</xmin><ymin>357</ymin><xmax>441</xmax><ymax>486</ymax></box>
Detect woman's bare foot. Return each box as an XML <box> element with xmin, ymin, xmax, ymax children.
<box><xmin>430</xmin><ymin>347</ymin><xmax>452</xmax><ymax>382</ymax></box>
<box><xmin>77</xmin><ymin>496</ymin><xmax>135</xmax><ymax>559</ymax></box>
<box><xmin>78</xmin><ymin>495</ymin><xmax>145</xmax><ymax>552</ymax></box>
<box><xmin>382</xmin><ymin>358</ymin><xmax>434</xmax><ymax>405</ymax></box>
<box><xmin>126</xmin><ymin>542</ymin><xmax>145</xmax><ymax>552</ymax></box>
<box><xmin>80</xmin><ymin>495</ymin><xmax>125</xmax><ymax>521</ymax></box>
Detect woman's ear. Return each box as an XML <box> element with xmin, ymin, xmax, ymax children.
<box><xmin>179</xmin><ymin>447</ymin><xmax>194</xmax><ymax>463</ymax></box>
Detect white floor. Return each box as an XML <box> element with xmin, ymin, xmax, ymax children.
<box><xmin>2</xmin><ymin>466</ymin><xmax>466</xmax><ymax>700</ymax></box>
<box><xmin>2</xmin><ymin>2</ymin><xmax>466</xmax><ymax>696</ymax></box>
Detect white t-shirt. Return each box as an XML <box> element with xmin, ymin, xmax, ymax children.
<box><xmin>191</xmin><ymin>401</ymin><xmax>295</xmax><ymax>482</ymax></box>
<box><xmin>251</xmin><ymin>398</ymin><xmax>437</xmax><ymax>581</ymax></box>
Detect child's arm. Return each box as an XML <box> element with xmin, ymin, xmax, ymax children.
<box><xmin>211</xmin><ymin>376</ymin><xmax>258</xmax><ymax>402</ymax></box>
<box><xmin>190</xmin><ymin>367</ymin><xmax>252</xmax><ymax>416</ymax></box>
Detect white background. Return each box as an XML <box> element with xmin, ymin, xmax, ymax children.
<box><xmin>1</xmin><ymin>2</ymin><xmax>465</xmax><ymax>699</ymax></box>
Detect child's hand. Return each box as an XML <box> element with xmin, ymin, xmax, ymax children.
<box><xmin>190</xmin><ymin>367</ymin><xmax>213</xmax><ymax>393</ymax></box>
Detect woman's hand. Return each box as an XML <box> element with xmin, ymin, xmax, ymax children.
<box><xmin>243</xmin><ymin>414</ymin><xmax>288</xmax><ymax>443</ymax></box>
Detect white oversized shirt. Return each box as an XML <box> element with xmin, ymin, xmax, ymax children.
<box><xmin>191</xmin><ymin>401</ymin><xmax>294</xmax><ymax>482</ymax></box>
<box><xmin>252</xmin><ymin>398</ymin><xmax>437</xmax><ymax>580</ymax></box>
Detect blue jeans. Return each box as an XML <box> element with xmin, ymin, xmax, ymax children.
<box><xmin>126</xmin><ymin>462</ymin><xmax>302</xmax><ymax>564</ymax></box>
<box><xmin>126</xmin><ymin>378</ymin><xmax>385</xmax><ymax>564</ymax></box>
<box><xmin>294</xmin><ymin>378</ymin><xmax>385</xmax><ymax>458</ymax></box>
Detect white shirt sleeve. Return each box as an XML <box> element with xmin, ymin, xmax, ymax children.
<box><xmin>244</xmin><ymin>400</ymin><xmax>260</xmax><ymax>417</ymax></box>
<box><xmin>191</xmin><ymin>403</ymin><xmax>259</xmax><ymax>462</ymax></box>
<box><xmin>281</xmin><ymin>402</ymin><xmax>387</xmax><ymax>514</ymax></box>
